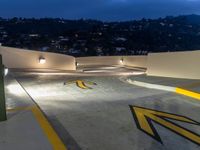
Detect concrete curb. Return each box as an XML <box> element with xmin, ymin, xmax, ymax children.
<box><xmin>127</xmin><ymin>79</ymin><xmax>200</xmax><ymax>101</ymax></box>
<box><xmin>127</xmin><ymin>79</ymin><xmax>176</xmax><ymax>92</ymax></box>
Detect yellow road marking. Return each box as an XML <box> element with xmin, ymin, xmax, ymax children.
<box><xmin>176</xmin><ymin>88</ymin><xmax>200</xmax><ymax>101</ymax></box>
<box><xmin>130</xmin><ymin>106</ymin><xmax>200</xmax><ymax>145</ymax></box>
<box><xmin>76</xmin><ymin>80</ymin><xmax>90</xmax><ymax>89</ymax></box>
<box><xmin>65</xmin><ymin>80</ymin><xmax>96</xmax><ymax>89</ymax></box>
<box><xmin>7</xmin><ymin>106</ymin><xmax>67</xmax><ymax>150</ymax></box>
<box><xmin>7</xmin><ymin>106</ymin><xmax>31</xmax><ymax>112</ymax></box>
<box><xmin>31</xmin><ymin>106</ymin><xmax>67</xmax><ymax>150</ymax></box>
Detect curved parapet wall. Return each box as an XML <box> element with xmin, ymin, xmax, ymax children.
<box><xmin>76</xmin><ymin>56</ymin><xmax>122</xmax><ymax>66</ymax></box>
<box><xmin>123</xmin><ymin>56</ymin><xmax>147</xmax><ymax>68</ymax></box>
<box><xmin>76</xmin><ymin>56</ymin><xmax>147</xmax><ymax>68</ymax></box>
<box><xmin>147</xmin><ymin>50</ymin><xmax>200</xmax><ymax>79</ymax></box>
<box><xmin>0</xmin><ymin>46</ymin><xmax>76</xmax><ymax>70</ymax></box>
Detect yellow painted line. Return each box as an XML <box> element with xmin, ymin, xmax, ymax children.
<box><xmin>127</xmin><ymin>79</ymin><xmax>200</xmax><ymax>101</ymax></box>
<box><xmin>7</xmin><ymin>106</ymin><xmax>67</xmax><ymax>150</ymax></box>
<box><xmin>31</xmin><ymin>106</ymin><xmax>67</xmax><ymax>150</ymax></box>
<box><xmin>176</xmin><ymin>88</ymin><xmax>200</xmax><ymax>101</ymax></box>
<box><xmin>6</xmin><ymin>106</ymin><xmax>31</xmax><ymax>112</ymax></box>
<box><xmin>131</xmin><ymin>106</ymin><xmax>200</xmax><ymax>145</ymax></box>
<box><xmin>76</xmin><ymin>80</ymin><xmax>89</xmax><ymax>89</ymax></box>
<box><xmin>65</xmin><ymin>80</ymin><xmax>96</xmax><ymax>89</ymax></box>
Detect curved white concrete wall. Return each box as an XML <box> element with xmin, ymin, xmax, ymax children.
<box><xmin>76</xmin><ymin>56</ymin><xmax>122</xmax><ymax>66</ymax></box>
<box><xmin>0</xmin><ymin>46</ymin><xmax>76</xmax><ymax>70</ymax></box>
<box><xmin>3</xmin><ymin>46</ymin><xmax>199</xmax><ymax>79</ymax></box>
<box><xmin>76</xmin><ymin>56</ymin><xmax>147</xmax><ymax>68</ymax></box>
<box><xmin>147</xmin><ymin>50</ymin><xmax>200</xmax><ymax>79</ymax></box>
<box><xmin>123</xmin><ymin>56</ymin><xmax>147</xmax><ymax>68</ymax></box>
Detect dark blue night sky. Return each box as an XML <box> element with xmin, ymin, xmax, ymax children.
<box><xmin>0</xmin><ymin>0</ymin><xmax>200</xmax><ymax>21</ymax></box>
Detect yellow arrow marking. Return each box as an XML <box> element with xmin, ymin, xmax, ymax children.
<box><xmin>64</xmin><ymin>80</ymin><xmax>97</xmax><ymax>89</ymax></box>
<box><xmin>130</xmin><ymin>105</ymin><xmax>200</xmax><ymax>145</ymax></box>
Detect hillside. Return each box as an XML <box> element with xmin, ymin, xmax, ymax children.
<box><xmin>0</xmin><ymin>15</ymin><xmax>200</xmax><ymax>56</ymax></box>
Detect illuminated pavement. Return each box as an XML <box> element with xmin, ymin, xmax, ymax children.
<box><xmin>4</xmin><ymin>66</ymin><xmax>200</xmax><ymax>150</ymax></box>
<box><xmin>2</xmin><ymin>75</ymin><xmax>55</xmax><ymax>150</ymax></box>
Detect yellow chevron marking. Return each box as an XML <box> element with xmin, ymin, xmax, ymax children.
<box><xmin>64</xmin><ymin>80</ymin><xmax>97</xmax><ymax>89</ymax></box>
<box><xmin>130</xmin><ymin>106</ymin><xmax>200</xmax><ymax>145</ymax></box>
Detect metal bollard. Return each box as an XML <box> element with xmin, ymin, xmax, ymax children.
<box><xmin>0</xmin><ymin>55</ymin><xmax>7</xmax><ymax>121</ymax></box>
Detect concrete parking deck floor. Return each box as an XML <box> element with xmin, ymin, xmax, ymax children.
<box><xmin>1</xmin><ymin>75</ymin><xmax>59</xmax><ymax>150</ymax></box>
<box><xmin>9</xmin><ymin>68</ymin><xmax>200</xmax><ymax>150</ymax></box>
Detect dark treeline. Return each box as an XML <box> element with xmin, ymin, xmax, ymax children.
<box><xmin>1</xmin><ymin>15</ymin><xmax>200</xmax><ymax>56</ymax></box>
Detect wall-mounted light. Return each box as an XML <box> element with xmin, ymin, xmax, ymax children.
<box><xmin>39</xmin><ymin>57</ymin><xmax>46</xmax><ymax>64</ymax></box>
<box><xmin>120</xmin><ymin>58</ymin><xmax>124</xmax><ymax>64</ymax></box>
<box><xmin>76</xmin><ymin>62</ymin><xmax>79</xmax><ymax>67</ymax></box>
<box><xmin>4</xmin><ymin>68</ymin><xmax>8</xmax><ymax>76</ymax></box>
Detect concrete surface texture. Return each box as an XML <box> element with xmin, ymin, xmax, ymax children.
<box><xmin>147</xmin><ymin>50</ymin><xmax>200</xmax><ymax>79</ymax></box>
<box><xmin>0</xmin><ymin>46</ymin><xmax>76</xmax><ymax>70</ymax></box>
<box><xmin>0</xmin><ymin>75</ymin><xmax>56</xmax><ymax>150</ymax></box>
<box><xmin>11</xmin><ymin>68</ymin><xmax>200</xmax><ymax>150</ymax></box>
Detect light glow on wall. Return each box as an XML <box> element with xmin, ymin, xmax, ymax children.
<box><xmin>4</xmin><ymin>68</ymin><xmax>8</xmax><ymax>76</ymax></box>
<box><xmin>39</xmin><ymin>57</ymin><xmax>46</xmax><ymax>64</ymax></box>
<box><xmin>120</xmin><ymin>58</ymin><xmax>124</xmax><ymax>64</ymax></box>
